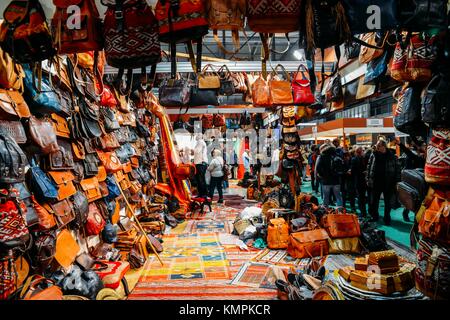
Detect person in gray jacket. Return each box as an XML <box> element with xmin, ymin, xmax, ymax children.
<box><xmin>207</xmin><ymin>149</ymin><xmax>225</xmax><ymax>204</ymax></box>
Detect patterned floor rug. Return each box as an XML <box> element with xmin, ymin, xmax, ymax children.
<box><xmin>183</xmin><ymin>219</ymin><xmax>233</xmax><ymax>234</ymax></box>
<box><xmin>252</xmin><ymin>249</ymin><xmax>305</xmax><ymax>267</ymax></box>
<box><xmin>230</xmin><ymin>262</ymin><xmax>288</xmax><ymax>290</ymax></box>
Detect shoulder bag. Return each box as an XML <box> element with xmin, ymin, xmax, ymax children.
<box><xmin>28</xmin><ymin>115</ymin><xmax>60</xmax><ymax>155</ymax></box>
<box><xmin>0</xmin><ymin>131</ymin><xmax>28</xmax><ymax>184</ymax></box>
<box><xmin>287</xmin><ymin>228</ymin><xmax>330</xmax><ymax>259</ymax></box>
<box><xmin>0</xmin><ymin>89</ymin><xmax>30</xmax><ymax>120</ymax></box>
<box><xmin>269</xmin><ymin>64</ymin><xmax>294</xmax><ymax>106</ymax></box>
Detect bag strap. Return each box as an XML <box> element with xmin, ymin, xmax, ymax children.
<box><xmin>270</xmin><ymin>64</ymin><xmax>291</xmax><ymax>82</ymax></box>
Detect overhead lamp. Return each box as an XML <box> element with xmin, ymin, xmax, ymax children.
<box><xmin>293</xmin><ymin>49</ymin><xmax>305</xmax><ymax>60</ymax></box>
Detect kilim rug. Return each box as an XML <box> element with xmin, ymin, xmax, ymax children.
<box><xmin>230</xmin><ymin>262</ymin><xmax>288</xmax><ymax>290</ymax></box>
<box><xmin>183</xmin><ymin>219</ymin><xmax>233</xmax><ymax>234</ymax></box>
<box><xmin>252</xmin><ymin>249</ymin><xmax>304</xmax><ymax>267</ymax></box>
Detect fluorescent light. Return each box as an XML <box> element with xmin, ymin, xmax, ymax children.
<box><xmin>293</xmin><ymin>49</ymin><xmax>305</xmax><ymax>60</ymax></box>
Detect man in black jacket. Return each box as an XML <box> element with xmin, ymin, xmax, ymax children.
<box><xmin>315</xmin><ymin>143</ymin><xmax>343</xmax><ymax>207</ymax></box>
<box><xmin>367</xmin><ymin>140</ymin><xmax>401</xmax><ymax>225</ymax></box>
<box><xmin>351</xmin><ymin>146</ymin><xmax>368</xmax><ymax>216</ymax></box>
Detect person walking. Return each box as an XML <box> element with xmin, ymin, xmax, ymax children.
<box><xmin>193</xmin><ymin>134</ymin><xmax>208</xmax><ymax>197</ymax></box>
<box><xmin>351</xmin><ymin>146</ymin><xmax>368</xmax><ymax>216</ymax></box>
<box><xmin>207</xmin><ymin>149</ymin><xmax>225</xmax><ymax>204</ymax></box>
<box><xmin>315</xmin><ymin>142</ymin><xmax>343</xmax><ymax>207</ymax></box>
<box><xmin>342</xmin><ymin>150</ymin><xmax>354</xmax><ymax>211</ymax></box>
<box><xmin>309</xmin><ymin>145</ymin><xmax>320</xmax><ymax>194</ymax></box>
<box><xmin>367</xmin><ymin>140</ymin><xmax>401</xmax><ymax>225</ymax></box>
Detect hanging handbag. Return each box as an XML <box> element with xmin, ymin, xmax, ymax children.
<box><xmin>252</xmin><ymin>75</ymin><xmax>272</xmax><ymax>107</ymax></box>
<box><xmin>85</xmin><ymin>203</ymin><xmax>106</xmax><ymax>236</ymax></box>
<box><xmin>393</xmin><ymin>84</ymin><xmax>427</xmax><ymax>137</ymax></box>
<box><xmin>0</xmin><ymin>131</ymin><xmax>28</xmax><ymax>184</ymax></box>
<box><xmin>198</xmin><ymin>64</ymin><xmax>221</xmax><ymax>90</ymax></box>
<box><xmin>364</xmin><ymin>50</ymin><xmax>389</xmax><ymax>85</ymax></box>
<box><xmin>0</xmin><ymin>120</ymin><xmax>27</xmax><ymax>144</ymax></box>
<box><xmin>80</xmin><ymin>177</ymin><xmax>102</xmax><ymax>202</ymax></box>
<box><xmin>399</xmin><ymin>0</ymin><xmax>448</xmax><ymax>31</ymax></box>
<box><xmin>292</xmin><ymin>64</ymin><xmax>315</xmax><ymax>105</ymax></box>
<box><xmin>321</xmin><ymin>211</ymin><xmax>361</xmax><ymax>238</ymax></box>
<box><xmin>54</xmin><ymin>229</ymin><xmax>80</xmax><ymax>269</ymax></box>
<box><xmin>213</xmin><ymin>114</ymin><xmax>226</xmax><ymax>127</ymax></box>
<box><xmin>217</xmin><ymin>65</ymin><xmax>236</xmax><ymax>96</ymax></box>
<box><xmin>0</xmin><ymin>46</ymin><xmax>24</xmax><ymax>90</ymax></box>
<box><xmin>0</xmin><ymin>0</ymin><xmax>56</xmax><ymax>63</ymax></box>
<box><xmin>83</xmin><ymin>153</ymin><xmax>100</xmax><ymax>177</ymax></box>
<box><xmin>421</xmin><ymin>74</ymin><xmax>450</xmax><ymax>129</ymax></box>
<box><xmin>27</xmin><ymin>159</ymin><xmax>59</xmax><ymax>203</ymax></box>
<box><xmin>44</xmin><ymin>199</ymin><xmax>76</xmax><ymax>229</ymax></box>
<box><xmin>30</xmin><ymin>195</ymin><xmax>57</xmax><ymax>231</ymax></box>
<box><xmin>425</xmin><ymin>129</ymin><xmax>450</xmax><ymax>186</ymax></box>
<box><xmin>269</xmin><ymin>64</ymin><xmax>294</xmax><ymax>106</ymax></box>
<box><xmin>0</xmin><ymin>89</ymin><xmax>30</xmax><ymax>120</ymax></box>
<box><xmin>100</xmin><ymin>107</ymin><xmax>121</xmax><ymax>132</ymax></box>
<box><xmin>247</xmin><ymin>0</ymin><xmax>301</xmax><ymax>34</ymax></box>
<box><xmin>190</xmin><ymin>81</ymin><xmax>219</xmax><ymax>106</ymax></box>
<box><xmin>48</xmin><ymin>171</ymin><xmax>77</xmax><ymax>201</ymax></box>
<box><xmin>159</xmin><ymin>78</ymin><xmax>191</xmax><ymax>107</ymax></box>
<box><xmin>28</xmin><ymin>115</ymin><xmax>60</xmax><ymax>154</ymax></box>
<box><xmin>45</xmin><ymin>139</ymin><xmax>75</xmax><ymax>171</ymax></box>
<box><xmin>325</xmin><ymin>73</ymin><xmax>344</xmax><ymax>103</ymax></box>
<box><xmin>418</xmin><ymin>189</ymin><xmax>450</xmax><ymax>244</ymax></box>
<box><xmin>358</xmin><ymin>32</ymin><xmax>387</xmax><ymax>64</ymax></box>
<box><xmin>50</xmin><ymin>114</ymin><xmax>71</xmax><ymax>139</ymax></box>
<box><xmin>97</xmin><ymin>151</ymin><xmax>123</xmax><ymax>173</ymax></box>
<box><xmin>52</xmin><ymin>0</ymin><xmax>103</xmax><ymax>54</ymax></box>
<box><xmin>0</xmin><ymin>189</ymin><xmax>30</xmax><ymax>251</ymax></box>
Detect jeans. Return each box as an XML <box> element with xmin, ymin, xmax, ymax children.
<box><xmin>369</xmin><ymin>186</ymin><xmax>394</xmax><ymax>221</ymax></box>
<box><xmin>355</xmin><ymin>183</ymin><xmax>367</xmax><ymax>216</ymax></box>
<box><xmin>322</xmin><ymin>185</ymin><xmax>343</xmax><ymax>207</ymax></box>
<box><xmin>195</xmin><ymin>163</ymin><xmax>208</xmax><ymax>197</ymax></box>
<box><xmin>209</xmin><ymin>176</ymin><xmax>224</xmax><ymax>201</ymax></box>
<box><xmin>223</xmin><ymin>179</ymin><xmax>229</xmax><ymax>189</ymax></box>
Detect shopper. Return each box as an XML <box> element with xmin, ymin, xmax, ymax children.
<box><xmin>315</xmin><ymin>143</ymin><xmax>343</xmax><ymax>207</ymax></box>
<box><xmin>301</xmin><ymin>146</ymin><xmax>309</xmax><ymax>181</ymax></box>
<box><xmin>342</xmin><ymin>150</ymin><xmax>355</xmax><ymax>211</ymax></box>
<box><xmin>351</xmin><ymin>146</ymin><xmax>368</xmax><ymax>216</ymax></box>
<box><xmin>367</xmin><ymin>140</ymin><xmax>401</xmax><ymax>225</ymax></box>
<box><xmin>193</xmin><ymin>134</ymin><xmax>208</xmax><ymax>197</ymax></box>
<box><xmin>333</xmin><ymin>138</ymin><xmax>344</xmax><ymax>158</ymax></box>
<box><xmin>243</xmin><ymin>149</ymin><xmax>252</xmax><ymax>174</ymax></box>
<box><xmin>208</xmin><ymin>149</ymin><xmax>225</xmax><ymax>204</ymax></box>
<box><xmin>308</xmin><ymin>145</ymin><xmax>319</xmax><ymax>194</ymax></box>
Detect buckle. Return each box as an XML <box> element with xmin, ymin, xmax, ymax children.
<box><xmin>115</xmin><ymin>10</ymin><xmax>123</xmax><ymax>19</ymax></box>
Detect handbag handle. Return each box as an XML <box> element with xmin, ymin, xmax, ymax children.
<box><xmin>217</xmin><ymin>64</ymin><xmax>232</xmax><ymax>79</ymax></box>
<box><xmin>270</xmin><ymin>64</ymin><xmax>291</xmax><ymax>82</ymax></box>
<box><xmin>201</xmin><ymin>64</ymin><xmax>219</xmax><ymax>75</ymax></box>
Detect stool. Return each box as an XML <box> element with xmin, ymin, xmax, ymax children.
<box><xmin>93</xmin><ymin>261</ymin><xmax>131</xmax><ymax>297</ymax></box>
<box><xmin>190</xmin><ymin>196</ymin><xmax>212</xmax><ymax>215</ymax></box>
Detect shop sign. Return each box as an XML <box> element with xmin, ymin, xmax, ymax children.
<box><xmin>356</xmin><ymin>133</ymin><xmax>372</xmax><ymax>145</ymax></box>
<box><xmin>367</xmin><ymin>118</ymin><xmax>383</xmax><ymax>127</ymax></box>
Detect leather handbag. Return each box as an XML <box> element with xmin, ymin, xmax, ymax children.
<box><xmin>48</xmin><ymin>171</ymin><xmax>77</xmax><ymax>201</ymax></box>
<box><xmin>0</xmin><ymin>46</ymin><xmax>24</xmax><ymax>90</ymax></box>
<box><xmin>83</xmin><ymin>153</ymin><xmax>100</xmax><ymax>177</ymax></box>
<box><xmin>198</xmin><ymin>64</ymin><xmax>221</xmax><ymax>90</ymax></box>
<box><xmin>44</xmin><ymin>199</ymin><xmax>76</xmax><ymax>229</ymax></box>
<box><xmin>358</xmin><ymin>32</ymin><xmax>387</xmax><ymax>64</ymax></box>
<box><xmin>45</xmin><ymin>139</ymin><xmax>75</xmax><ymax>171</ymax></box>
<box><xmin>421</xmin><ymin>74</ymin><xmax>450</xmax><ymax>129</ymax></box>
<box><xmin>321</xmin><ymin>211</ymin><xmax>361</xmax><ymax>238</ymax></box>
<box><xmin>28</xmin><ymin>115</ymin><xmax>60</xmax><ymax>154</ymax></box>
<box><xmin>19</xmin><ymin>275</ymin><xmax>63</xmax><ymax>300</ymax></box>
<box><xmin>70</xmin><ymin>191</ymin><xmax>89</xmax><ymax>230</ymax></box>
<box><xmin>97</xmin><ymin>151</ymin><xmax>122</xmax><ymax>173</ymax></box>
<box><xmin>252</xmin><ymin>75</ymin><xmax>272</xmax><ymax>107</ymax></box>
<box><xmin>54</xmin><ymin>229</ymin><xmax>80</xmax><ymax>269</ymax></box>
<box><xmin>247</xmin><ymin>0</ymin><xmax>301</xmax><ymax>33</ymax></box>
<box><xmin>85</xmin><ymin>203</ymin><xmax>106</xmax><ymax>236</ymax></box>
<box><xmin>0</xmin><ymin>89</ymin><xmax>30</xmax><ymax>120</ymax></box>
<box><xmin>79</xmin><ymin>176</ymin><xmax>102</xmax><ymax>203</ymax></box>
<box><xmin>217</xmin><ymin>65</ymin><xmax>236</xmax><ymax>96</ymax></box>
<box><xmin>0</xmin><ymin>120</ymin><xmax>27</xmax><ymax>144</ymax></box>
<box><xmin>425</xmin><ymin>129</ymin><xmax>450</xmax><ymax>186</ymax></box>
<box><xmin>287</xmin><ymin>229</ymin><xmax>330</xmax><ymax>259</ymax></box>
<box><xmin>328</xmin><ymin>237</ymin><xmax>360</xmax><ymax>254</ymax></box>
<box><xmin>0</xmin><ymin>0</ymin><xmax>56</xmax><ymax>63</ymax></box>
<box><xmin>100</xmin><ymin>107</ymin><xmax>121</xmax><ymax>132</ymax></box>
<box><xmin>22</xmin><ymin>65</ymin><xmax>63</xmax><ymax>116</ymax></box>
<box><xmin>391</xmin><ymin>33</ymin><xmax>437</xmax><ymax>83</ymax></box>
<box><xmin>269</xmin><ymin>64</ymin><xmax>294</xmax><ymax>106</ymax></box>
<box><xmin>31</xmin><ymin>195</ymin><xmax>57</xmax><ymax>231</ymax></box>
<box><xmin>72</xmin><ymin>141</ymin><xmax>86</xmax><ymax>161</ymax></box>
<box><xmin>27</xmin><ymin>159</ymin><xmax>59</xmax><ymax>202</ymax></box>
<box><xmin>190</xmin><ymin>83</ymin><xmax>219</xmax><ymax>106</ymax></box>
<box><xmin>292</xmin><ymin>64</ymin><xmax>315</xmax><ymax>105</ymax></box>
<box><xmin>326</xmin><ymin>73</ymin><xmax>343</xmax><ymax>103</ymax></box>
<box><xmin>99</xmin><ymin>84</ymin><xmax>118</xmax><ymax>108</ymax></box>
<box><xmin>393</xmin><ymin>84</ymin><xmax>427</xmax><ymax>136</ymax></box>
<box><xmin>50</xmin><ymin>114</ymin><xmax>71</xmax><ymax>138</ymax></box>
<box><xmin>0</xmin><ymin>131</ymin><xmax>28</xmax><ymax>184</ymax></box>
<box><xmin>399</xmin><ymin>0</ymin><xmax>448</xmax><ymax>31</ymax></box>
<box><xmin>97</xmin><ymin>133</ymin><xmax>120</xmax><ymax>151</ymax></box>
<box><xmin>364</xmin><ymin>50</ymin><xmax>389</xmax><ymax>85</ymax></box>
<box><xmin>267</xmin><ymin>218</ymin><xmax>290</xmax><ymax>249</ymax></box>
<box><xmin>419</xmin><ymin>188</ymin><xmax>450</xmax><ymax>244</ymax></box>
<box><xmin>343</xmin><ymin>0</ymin><xmax>398</xmax><ymax>34</ymax></box>
<box><xmin>52</xmin><ymin>0</ymin><xmax>103</xmax><ymax>54</ymax></box>
<box><xmin>0</xmin><ymin>190</ymin><xmax>30</xmax><ymax>250</ymax></box>
<box><xmin>397</xmin><ymin>181</ymin><xmax>421</xmax><ymax>213</ymax></box>
<box><xmin>415</xmin><ymin>238</ymin><xmax>450</xmax><ymax>300</ymax></box>
<box><xmin>213</xmin><ymin>114</ymin><xmax>226</xmax><ymax>127</ymax></box>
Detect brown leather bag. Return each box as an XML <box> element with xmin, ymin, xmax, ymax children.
<box><xmin>358</xmin><ymin>32</ymin><xmax>386</xmax><ymax>64</ymax></box>
<box><xmin>72</xmin><ymin>141</ymin><xmax>86</xmax><ymax>161</ymax></box>
<box><xmin>321</xmin><ymin>211</ymin><xmax>361</xmax><ymax>238</ymax></box>
<box><xmin>19</xmin><ymin>275</ymin><xmax>63</xmax><ymax>300</ymax></box>
<box><xmin>419</xmin><ymin>190</ymin><xmax>450</xmax><ymax>245</ymax></box>
<box><xmin>0</xmin><ymin>46</ymin><xmax>24</xmax><ymax>90</ymax></box>
<box><xmin>198</xmin><ymin>64</ymin><xmax>221</xmax><ymax>90</ymax></box>
<box><xmin>287</xmin><ymin>229</ymin><xmax>330</xmax><ymax>259</ymax></box>
<box><xmin>0</xmin><ymin>88</ymin><xmax>30</xmax><ymax>120</ymax></box>
<box><xmin>251</xmin><ymin>75</ymin><xmax>272</xmax><ymax>107</ymax></box>
<box><xmin>269</xmin><ymin>64</ymin><xmax>294</xmax><ymax>105</ymax></box>
<box><xmin>96</xmin><ymin>165</ymin><xmax>107</xmax><ymax>182</ymax></box>
<box><xmin>97</xmin><ymin>133</ymin><xmax>120</xmax><ymax>151</ymax></box>
<box><xmin>79</xmin><ymin>177</ymin><xmax>102</xmax><ymax>202</ymax></box>
<box><xmin>97</xmin><ymin>151</ymin><xmax>123</xmax><ymax>173</ymax></box>
<box><xmin>267</xmin><ymin>218</ymin><xmax>290</xmax><ymax>249</ymax></box>
<box><xmin>50</xmin><ymin>114</ymin><xmax>71</xmax><ymax>138</ymax></box>
<box><xmin>48</xmin><ymin>171</ymin><xmax>77</xmax><ymax>201</ymax></box>
<box><xmin>31</xmin><ymin>195</ymin><xmax>57</xmax><ymax>230</ymax></box>
<box><xmin>54</xmin><ymin>229</ymin><xmax>80</xmax><ymax>269</ymax></box>
<box><xmin>44</xmin><ymin>199</ymin><xmax>75</xmax><ymax>229</ymax></box>
<box><xmin>28</xmin><ymin>116</ymin><xmax>60</xmax><ymax>154</ymax></box>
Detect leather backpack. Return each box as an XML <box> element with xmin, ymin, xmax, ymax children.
<box><xmin>247</xmin><ymin>0</ymin><xmax>301</xmax><ymax>34</ymax></box>
<box><xmin>0</xmin><ymin>0</ymin><xmax>56</xmax><ymax>63</ymax></box>
<box><xmin>205</xmin><ymin>0</ymin><xmax>246</xmax><ymax>54</ymax></box>
<box><xmin>52</xmin><ymin>0</ymin><xmax>103</xmax><ymax>54</ymax></box>
<box><xmin>393</xmin><ymin>84</ymin><xmax>427</xmax><ymax>137</ymax></box>
<box><xmin>267</xmin><ymin>218</ymin><xmax>290</xmax><ymax>249</ymax></box>
<box><xmin>421</xmin><ymin>73</ymin><xmax>450</xmax><ymax>129</ymax></box>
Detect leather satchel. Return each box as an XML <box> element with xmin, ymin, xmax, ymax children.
<box><xmin>45</xmin><ymin>139</ymin><xmax>75</xmax><ymax>171</ymax></box>
<box><xmin>159</xmin><ymin>78</ymin><xmax>191</xmax><ymax>107</ymax></box>
<box><xmin>190</xmin><ymin>84</ymin><xmax>219</xmax><ymax>107</ymax></box>
<box><xmin>269</xmin><ymin>64</ymin><xmax>294</xmax><ymax>106</ymax></box>
<box><xmin>252</xmin><ymin>75</ymin><xmax>272</xmax><ymax>107</ymax></box>
<box><xmin>85</xmin><ymin>203</ymin><xmax>106</xmax><ymax>236</ymax></box>
<box><xmin>79</xmin><ymin>177</ymin><xmax>102</xmax><ymax>202</ymax></box>
<box><xmin>328</xmin><ymin>237</ymin><xmax>361</xmax><ymax>254</ymax></box>
<box><xmin>97</xmin><ymin>151</ymin><xmax>123</xmax><ymax>173</ymax></box>
<box><xmin>393</xmin><ymin>84</ymin><xmax>427</xmax><ymax>137</ymax></box>
<box><xmin>0</xmin><ymin>131</ymin><xmax>28</xmax><ymax>184</ymax></box>
<box><xmin>31</xmin><ymin>195</ymin><xmax>57</xmax><ymax>231</ymax></box>
<box><xmin>50</xmin><ymin>114</ymin><xmax>71</xmax><ymax>139</ymax></box>
<box><xmin>70</xmin><ymin>191</ymin><xmax>89</xmax><ymax>230</ymax></box>
<box><xmin>267</xmin><ymin>218</ymin><xmax>290</xmax><ymax>249</ymax></box>
<box><xmin>292</xmin><ymin>64</ymin><xmax>315</xmax><ymax>105</ymax></box>
<box><xmin>48</xmin><ymin>171</ymin><xmax>77</xmax><ymax>201</ymax></box>
<box><xmin>321</xmin><ymin>212</ymin><xmax>361</xmax><ymax>238</ymax></box>
<box><xmin>19</xmin><ymin>275</ymin><xmax>63</xmax><ymax>300</ymax></box>
<box><xmin>96</xmin><ymin>133</ymin><xmax>120</xmax><ymax>151</ymax></box>
<box><xmin>287</xmin><ymin>229</ymin><xmax>330</xmax><ymax>259</ymax></box>
<box><xmin>100</xmin><ymin>107</ymin><xmax>120</xmax><ymax>132</ymax></box>
<box><xmin>54</xmin><ymin>229</ymin><xmax>80</xmax><ymax>269</ymax></box>
<box><xmin>44</xmin><ymin>199</ymin><xmax>75</xmax><ymax>229</ymax></box>
<box><xmin>83</xmin><ymin>153</ymin><xmax>100</xmax><ymax>177</ymax></box>
<box><xmin>27</xmin><ymin>159</ymin><xmax>59</xmax><ymax>202</ymax></box>
<box><xmin>0</xmin><ymin>89</ymin><xmax>30</xmax><ymax>120</ymax></box>
<box><xmin>0</xmin><ymin>120</ymin><xmax>27</xmax><ymax>144</ymax></box>
<box><xmin>198</xmin><ymin>64</ymin><xmax>221</xmax><ymax>90</ymax></box>
<box><xmin>0</xmin><ymin>46</ymin><xmax>24</xmax><ymax>90</ymax></box>
<box><xmin>421</xmin><ymin>73</ymin><xmax>450</xmax><ymax>129</ymax></box>
<box><xmin>28</xmin><ymin>115</ymin><xmax>60</xmax><ymax>154</ymax></box>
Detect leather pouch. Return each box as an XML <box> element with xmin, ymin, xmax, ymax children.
<box><xmin>100</xmin><ymin>107</ymin><xmax>120</xmax><ymax>132</ymax></box>
<box><xmin>79</xmin><ymin>177</ymin><xmax>102</xmax><ymax>202</ymax></box>
<box><xmin>48</xmin><ymin>171</ymin><xmax>77</xmax><ymax>201</ymax></box>
<box><xmin>83</xmin><ymin>153</ymin><xmax>99</xmax><ymax>177</ymax></box>
<box><xmin>44</xmin><ymin>199</ymin><xmax>75</xmax><ymax>229</ymax></box>
<box><xmin>287</xmin><ymin>229</ymin><xmax>329</xmax><ymax>259</ymax></box>
<box><xmin>72</xmin><ymin>141</ymin><xmax>86</xmax><ymax>160</ymax></box>
<box><xmin>0</xmin><ymin>88</ymin><xmax>30</xmax><ymax>120</ymax></box>
<box><xmin>28</xmin><ymin>115</ymin><xmax>60</xmax><ymax>154</ymax></box>
<box><xmin>96</xmin><ymin>165</ymin><xmax>107</xmax><ymax>182</ymax></box>
<box><xmin>97</xmin><ymin>151</ymin><xmax>122</xmax><ymax>173</ymax></box>
<box><xmin>328</xmin><ymin>237</ymin><xmax>360</xmax><ymax>254</ymax></box>
<box><xmin>50</xmin><ymin>113</ymin><xmax>71</xmax><ymax>138</ymax></box>
<box><xmin>97</xmin><ymin>132</ymin><xmax>120</xmax><ymax>151</ymax></box>
<box><xmin>45</xmin><ymin>139</ymin><xmax>74</xmax><ymax>170</ymax></box>
<box><xmin>0</xmin><ymin>120</ymin><xmax>27</xmax><ymax>144</ymax></box>
<box><xmin>54</xmin><ymin>229</ymin><xmax>80</xmax><ymax>269</ymax></box>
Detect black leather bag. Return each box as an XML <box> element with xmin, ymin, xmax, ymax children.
<box><xmin>421</xmin><ymin>74</ymin><xmax>450</xmax><ymax>129</ymax></box>
<box><xmin>397</xmin><ymin>168</ymin><xmax>427</xmax><ymax>213</ymax></box>
<box><xmin>342</xmin><ymin>0</ymin><xmax>398</xmax><ymax>35</ymax></box>
<box><xmin>393</xmin><ymin>85</ymin><xmax>427</xmax><ymax>136</ymax></box>
<box><xmin>83</xmin><ymin>153</ymin><xmax>99</xmax><ymax>177</ymax></box>
<box><xmin>31</xmin><ymin>230</ymin><xmax>57</xmax><ymax>273</ymax></box>
<box><xmin>159</xmin><ymin>78</ymin><xmax>191</xmax><ymax>107</ymax></box>
<box><xmin>279</xmin><ymin>185</ymin><xmax>294</xmax><ymax>209</ymax></box>
<box><xmin>70</xmin><ymin>191</ymin><xmax>89</xmax><ymax>230</ymax></box>
<box><xmin>190</xmin><ymin>85</ymin><xmax>219</xmax><ymax>107</ymax></box>
<box><xmin>326</xmin><ymin>73</ymin><xmax>343</xmax><ymax>102</ymax></box>
<box><xmin>402</xmin><ymin>169</ymin><xmax>427</xmax><ymax>199</ymax></box>
<box><xmin>101</xmin><ymin>107</ymin><xmax>120</xmax><ymax>132</ymax></box>
<box><xmin>399</xmin><ymin>0</ymin><xmax>448</xmax><ymax>31</ymax></box>
<box><xmin>27</xmin><ymin>159</ymin><xmax>59</xmax><ymax>202</ymax></box>
<box><xmin>0</xmin><ymin>131</ymin><xmax>28</xmax><ymax>184</ymax></box>
<box><xmin>397</xmin><ymin>181</ymin><xmax>420</xmax><ymax>213</ymax></box>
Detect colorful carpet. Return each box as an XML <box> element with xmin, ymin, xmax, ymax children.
<box><xmin>183</xmin><ymin>219</ymin><xmax>233</xmax><ymax>234</ymax></box>
<box><xmin>252</xmin><ymin>249</ymin><xmax>304</xmax><ymax>267</ymax></box>
<box><xmin>230</xmin><ymin>262</ymin><xmax>288</xmax><ymax>290</ymax></box>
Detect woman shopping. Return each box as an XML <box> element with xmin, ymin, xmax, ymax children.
<box><xmin>207</xmin><ymin>149</ymin><xmax>225</xmax><ymax>204</ymax></box>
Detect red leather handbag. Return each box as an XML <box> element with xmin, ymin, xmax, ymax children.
<box><xmin>99</xmin><ymin>83</ymin><xmax>117</xmax><ymax>108</ymax></box>
<box><xmin>85</xmin><ymin>203</ymin><xmax>106</xmax><ymax>236</ymax></box>
<box><xmin>52</xmin><ymin>0</ymin><xmax>103</xmax><ymax>54</ymax></box>
<box><xmin>292</xmin><ymin>64</ymin><xmax>315</xmax><ymax>105</ymax></box>
<box><xmin>425</xmin><ymin>129</ymin><xmax>450</xmax><ymax>186</ymax></box>
<box><xmin>201</xmin><ymin>114</ymin><xmax>214</xmax><ymax>129</ymax></box>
